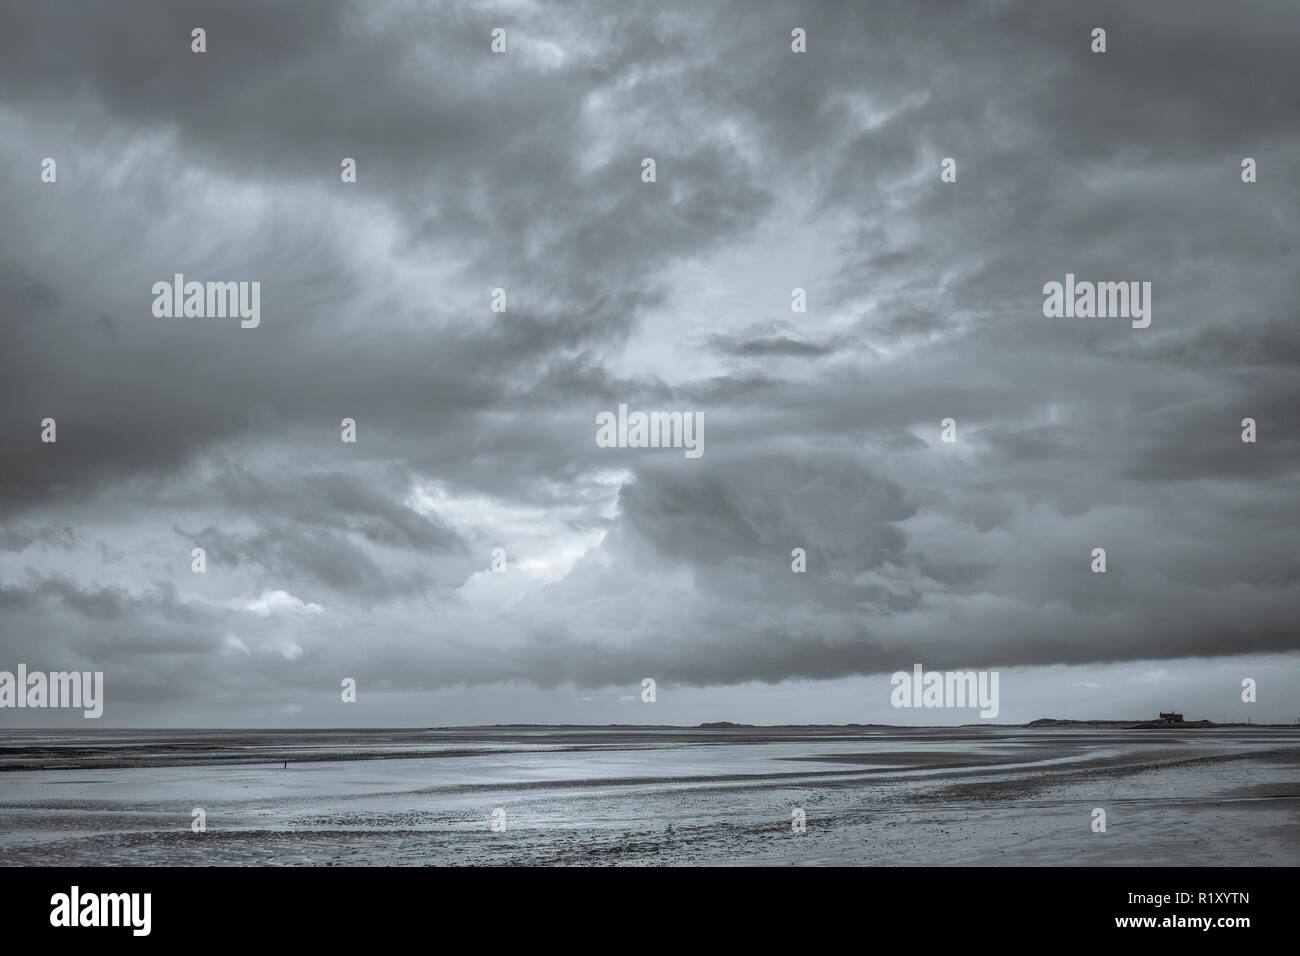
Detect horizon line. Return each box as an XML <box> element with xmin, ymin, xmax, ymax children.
<box><xmin>4</xmin><ymin>718</ymin><xmax>1296</xmax><ymax>731</ymax></box>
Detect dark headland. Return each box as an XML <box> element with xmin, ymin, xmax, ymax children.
<box><xmin>686</xmin><ymin>718</ymin><xmax>1297</xmax><ymax>729</ymax></box>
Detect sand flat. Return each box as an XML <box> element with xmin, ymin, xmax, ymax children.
<box><xmin>0</xmin><ymin>727</ymin><xmax>1296</xmax><ymax>866</ymax></box>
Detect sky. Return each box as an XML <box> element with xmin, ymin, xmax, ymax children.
<box><xmin>1</xmin><ymin>0</ymin><xmax>1298</xmax><ymax>727</ymax></box>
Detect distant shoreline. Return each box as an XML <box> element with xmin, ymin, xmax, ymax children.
<box><xmin>1</xmin><ymin>719</ymin><xmax>1296</xmax><ymax>733</ymax></box>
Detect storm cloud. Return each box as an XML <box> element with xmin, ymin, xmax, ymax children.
<box><xmin>1</xmin><ymin>0</ymin><xmax>1297</xmax><ymax>725</ymax></box>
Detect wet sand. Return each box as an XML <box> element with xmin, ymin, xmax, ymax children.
<box><xmin>1</xmin><ymin>726</ymin><xmax>1296</xmax><ymax>865</ymax></box>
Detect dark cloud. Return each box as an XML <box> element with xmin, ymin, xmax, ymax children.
<box><xmin>709</xmin><ymin>322</ymin><xmax>839</xmax><ymax>358</ymax></box>
<box><xmin>1</xmin><ymin>0</ymin><xmax>1298</xmax><ymax>724</ymax></box>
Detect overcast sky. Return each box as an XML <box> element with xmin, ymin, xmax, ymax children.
<box><xmin>2</xmin><ymin>0</ymin><xmax>1298</xmax><ymax>727</ymax></box>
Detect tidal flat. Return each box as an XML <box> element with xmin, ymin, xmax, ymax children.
<box><xmin>1</xmin><ymin>726</ymin><xmax>1295</xmax><ymax>866</ymax></box>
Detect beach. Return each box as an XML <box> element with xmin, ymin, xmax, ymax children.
<box><xmin>1</xmin><ymin>726</ymin><xmax>1296</xmax><ymax>866</ymax></box>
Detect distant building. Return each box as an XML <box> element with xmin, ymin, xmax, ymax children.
<box><xmin>1158</xmin><ymin>711</ymin><xmax>1183</xmax><ymax>723</ymax></box>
